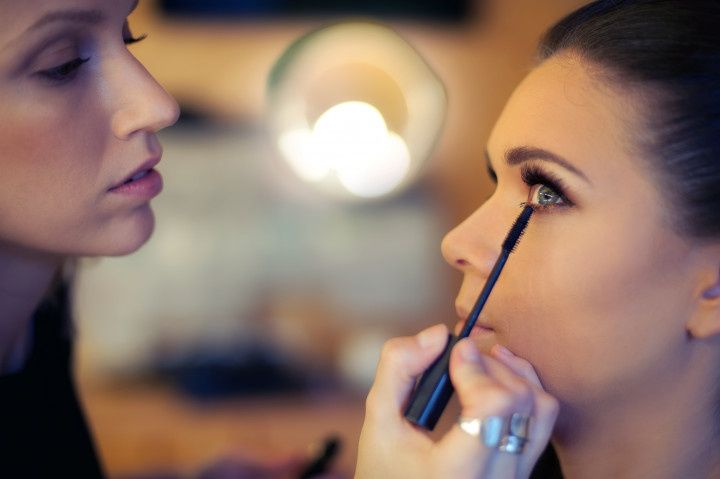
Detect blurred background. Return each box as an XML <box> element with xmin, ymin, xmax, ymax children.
<box><xmin>73</xmin><ymin>0</ymin><xmax>587</xmax><ymax>476</ymax></box>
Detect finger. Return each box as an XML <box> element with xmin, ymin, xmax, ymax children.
<box><xmin>490</xmin><ymin>344</ymin><xmax>543</xmax><ymax>388</ymax></box>
<box><xmin>365</xmin><ymin>323</ymin><xmax>449</xmax><ymax>422</ymax></box>
<box><xmin>489</xmin><ymin>345</ymin><xmax>559</xmax><ymax>476</ymax></box>
<box><xmin>432</xmin><ymin>339</ymin><xmax>525</xmax><ymax>478</ymax></box>
<box><xmin>450</xmin><ymin>339</ymin><xmax>533</xmax><ymax>418</ymax></box>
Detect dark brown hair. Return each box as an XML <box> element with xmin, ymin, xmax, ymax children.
<box><xmin>539</xmin><ymin>0</ymin><xmax>720</xmax><ymax>239</ymax></box>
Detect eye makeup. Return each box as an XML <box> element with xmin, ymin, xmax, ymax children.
<box><xmin>520</xmin><ymin>163</ymin><xmax>575</xmax><ymax>211</ymax></box>
<box><xmin>29</xmin><ymin>20</ymin><xmax>146</xmax><ymax>86</ymax></box>
<box><xmin>520</xmin><ymin>164</ymin><xmax>571</xmax><ymax>203</ymax></box>
<box><xmin>36</xmin><ymin>56</ymin><xmax>89</xmax><ymax>83</ymax></box>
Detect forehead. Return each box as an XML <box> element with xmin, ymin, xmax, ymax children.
<box><xmin>488</xmin><ymin>54</ymin><xmax>646</xmax><ymax>175</ymax></box>
<box><xmin>0</xmin><ymin>0</ymin><xmax>84</xmax><ymax>40</ymax></box>
<box><xmin>0</xmin><ymin>0</ymin><xmax>132</xmax><ymax>47</ymax></box>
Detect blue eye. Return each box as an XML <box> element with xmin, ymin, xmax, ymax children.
<box><xmin>37</xmin><ymin>57</ymin><xmax>90</xmax><ymax>84</ymax></box>
<box><xmin>529</xmin><ymin>184</ymin><xmax>565</xmax><ymax>207</ymax></box>
<box><xmin>521</xmin><ymin>164</ymin><xmax>572</xmax><ymax>210</ymax></box>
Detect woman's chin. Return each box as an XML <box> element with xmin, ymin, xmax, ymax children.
<box><xmin>87</xmin><ymin>205</ymin><xmax>157</xmax><ymax>257</ymax></box>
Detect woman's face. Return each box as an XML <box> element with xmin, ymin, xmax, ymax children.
<box><xmin>442</xmin><ymin>55</ymin><xmax>710</xmax><ymax>412</ymax></box>
<box><xmin>0</xmin><ymin>0</ymin><xmax>179</xmax><ymax>257</ymax></box>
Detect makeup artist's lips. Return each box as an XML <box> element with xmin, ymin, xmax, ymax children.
<box><xmin>108</xmin><ymin>157</ymin><xmax>163</xmax><ymax>199</ymax></box>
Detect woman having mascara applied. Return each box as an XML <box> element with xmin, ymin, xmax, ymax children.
<box><xmin>356</xmin><ymin>1</ymin><xmax>720</xmax><ymax>478</ymax></box>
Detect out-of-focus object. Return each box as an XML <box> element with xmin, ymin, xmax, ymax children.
<box><xmin>159</xmin><ymin>0</ymin><xmax>472</xmax><ymax>23</ymax></box>
<box><xmin>266</xmin><ymin>21</ymin><xmax>447</xmax><ymax>200</ymax></box>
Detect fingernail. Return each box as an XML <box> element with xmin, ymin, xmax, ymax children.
<box><xmin>417</xmin><ymin>324</ymin><xmax>446</xmax><ymax>349</ymax></box>
<box><xmin>460</xmin><ymin>340</ymin><xmax>482</xmax><ymax>363</ymax></box>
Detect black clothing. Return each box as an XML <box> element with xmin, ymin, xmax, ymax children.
<box><xmin>0</xmin><ymin>282</ymin><xmax>105</xmax><ymax>478</ymax></box>
<box><xmin>531</xmin><ymin>444</ymin><xmax>564</xmax><ymax>478</ymax></box>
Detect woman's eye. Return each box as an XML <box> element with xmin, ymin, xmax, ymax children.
<box><xmin>528</xmin><ymin>183</ymin><xmax>565</xmax><ymax>207</ymax></box>
<box><xmin>37</xmin><ymin>57</ymin><xmax>90</xmax><ymax>83</ymax></box>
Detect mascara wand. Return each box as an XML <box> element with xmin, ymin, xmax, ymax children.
<box><xmin>404</xmin><ymin>205</ymin><xmax>534</xmax><ymax>430</ymax></box>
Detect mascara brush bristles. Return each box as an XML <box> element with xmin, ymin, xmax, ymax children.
<box><xmin>502</xmin><ymin>205</ymin><xmax>533</xmax><ymax>253</ymax></box>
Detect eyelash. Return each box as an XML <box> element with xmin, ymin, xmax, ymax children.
<box><xmin>520</xmin><ymin>164</ymin><xmax>573</xmax><ymax>211</ymax></box>
<box><xmin>36</xmin><ymin>31</ymin><xmax>147</xmax><ymax>84</ymax></box>
<box><xmin>124</xmin><ymin>33</ymin><xmax>148</xmax><ymax>45</ymax></box>
<box><xmin>485</xmin><ymin>162</ymin><xmax>573</xmax><ymax>212</ymax></box>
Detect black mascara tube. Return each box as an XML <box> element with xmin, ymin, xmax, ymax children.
<box><xmin>404</xmin><ymin>205</ymin><xmax>533</xmax><ymax>430</ymax></box>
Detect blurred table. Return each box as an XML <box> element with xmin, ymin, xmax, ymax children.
<box><xmin>79</xmin><ymin>378</ymin><xmax>365</xmax><ymax>477</ymax></box>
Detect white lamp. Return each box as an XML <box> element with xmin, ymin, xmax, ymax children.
<box><xmin>266</xmin><ymin>21</ymin><xmax>447</xmax><ymax>200</ymax></box>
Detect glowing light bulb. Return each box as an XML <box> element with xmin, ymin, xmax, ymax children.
<box><xmin>267</xmin><ymin>21</ymin><xmax>446</xmax><ymax>201</ymax></box>
<box><xmin>277</xmin><ymin>101</ymin><xmax>411</xmax><ymax>198</ymax></box>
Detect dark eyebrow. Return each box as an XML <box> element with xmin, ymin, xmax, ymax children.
<box><xmin>498</xmin><ymin>146</ymin><xmax>591</xmax><ymax>184</ymax></box>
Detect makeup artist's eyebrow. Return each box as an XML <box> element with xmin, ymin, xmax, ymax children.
<box><xmin>505</xmin><ymin>146</ymin><xmax>591</xmax><ymax>184</ymax></box>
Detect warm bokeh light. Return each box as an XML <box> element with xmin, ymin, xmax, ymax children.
<box><xmin>267</xmin><ymin>21</ymin><xmax>446</xmax><ymax>201</ymax></box>
<box><xmin>278</xmin><ymin>101</ymin><xmax>411</xmax><ymax>198</ymax></box>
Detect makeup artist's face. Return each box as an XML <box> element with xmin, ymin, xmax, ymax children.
<box><xmin>0</xmin><ymin>0</ymin><xmax>179</xmax><ymax>257</ymax></box>
<box><xmin>442</xmin><ymin>54</ymin><xmax>707</xmax><ymax>414</ymax></box>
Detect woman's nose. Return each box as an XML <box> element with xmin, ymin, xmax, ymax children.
<box><xmin>110</xmin><ymin>55</ymin><xmax>180</xmax><ymax>140</ymax></box>
<box><xmin>441</xmin><ymin>197</ymin><xmax>512</xmax><ymax>277</ymax></box>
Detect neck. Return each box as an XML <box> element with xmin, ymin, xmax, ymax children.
<box><xmin>0</xmin><ymin>243</ymin><xmax>61</xmax><ymax>374</ymax></box>
<box><xmin>553</xmin><ymin>344</ymin><xmax>720</xmax><ymax>479</ymax></box>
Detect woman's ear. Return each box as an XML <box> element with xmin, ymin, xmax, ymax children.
<box><xmin>687</xmin><ymin>265</ymin><xmax>720</xmax><ymax>339</ymax></box>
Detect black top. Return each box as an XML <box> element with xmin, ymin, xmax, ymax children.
<box><xmin>0</xmin><ymin>282</ymin><xmax>105</xmax><ymax>478</ymax></box>
<box><xmin>531</xmin><ymin>444</ymin><xmax>564</xmax><ymax>479</ymax></box>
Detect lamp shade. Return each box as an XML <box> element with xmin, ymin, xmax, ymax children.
<box><xmin>267</xmin><ymin>21</ymin><xmax>447</xmax><ymax>200</ymax></box>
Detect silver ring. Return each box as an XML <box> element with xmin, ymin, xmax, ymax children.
<box><xmin>458</xmin><ymin>413</ymin><xmax>531</xmax><ymax>454</ymax></box>
<box><xmin>458</xmin><ymin>415</ymin><xmax>505</xmax><ymax>448</ymax></box>
<box><xmin>499</xmin><ymin>434</ymin><xmax>527</xmax><ymax>454</ymax></box>
<box><xmin>499</xmin><ymin>413</ymin><xmax>531</xmax><ymax>455</ymax></box>
<box><xmin>508</xmin><ymin>413</ymin><xmax>531</xmax><ymax>439</ymax></box>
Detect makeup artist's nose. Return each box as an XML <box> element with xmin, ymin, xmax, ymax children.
<box><xmin>441</xmin><ymin>197</ymin><xmax>511</xmax><ymax>277</ymax></box>
<box><xmin>110</xmin><ymin>56</ymin><xmax>180</xmax><ymax>140</ymax></box>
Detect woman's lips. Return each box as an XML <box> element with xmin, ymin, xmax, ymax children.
<box><xmin>454</xmin><ymin>318</ymin><xmax>496</xmax><ymax>337</ymax></box>
<box><xmin>108</xmin><ymin>168</ymin><xmax>163</xmax><ymax>199</ymax></box>
<box><xmin>469</xmin><ymin>324</ymin><xmax>496</xmax><ymax>338</ymax></box>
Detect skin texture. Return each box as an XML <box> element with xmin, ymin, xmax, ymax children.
<box><xmin>0</xmin><ymin>0</ymin><xmax>179</xmax><ymax>375</ymax></box>
<box><xmin>0</xmin><ymin>0</ymin><xmax>179</xmax><ymax>257</ymax></box>
<box><xmin>357</xmin><ymin>54</ymin><xmax>720</xmax><ymax>478</ymax></box>
<box><xmin>0</xmin><ymin>3</ymin><xmax>345</xmax><ymax>478</ymax></box>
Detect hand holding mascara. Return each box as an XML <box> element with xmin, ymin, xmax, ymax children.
<box><xmin>404</xmin><ymin>205</ymin><xmax>534</xmax><ymax>430</ymax></box>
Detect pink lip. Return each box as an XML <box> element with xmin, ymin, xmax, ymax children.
<box><xmin>455</xmin><ymin>304</ymin><xmax>495</xmax><ymax>335</ymax></box>
<box><xmin>108</xmin><ymin>156</ymin><xmax>163</xmax><ymax>199</ymax></box>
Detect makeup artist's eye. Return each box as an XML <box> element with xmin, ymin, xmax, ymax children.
<box><xmin>37</xmin><ymin>57</ymin><xmax>90</xmax><ymax>84</ymax></box>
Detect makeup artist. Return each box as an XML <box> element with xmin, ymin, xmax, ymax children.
<box><xmin>0</xmin><ymin>1</ymin><xmax>339</xmax><ymax>478</ymax></box>
<box><xmin>355</xmin><ymin>1</ymin><xmax>720</xmax><ymax>478</ymax></box>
